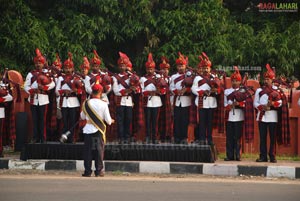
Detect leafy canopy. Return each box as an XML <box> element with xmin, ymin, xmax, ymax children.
<box><xmin>0</xmin><ymin>0</ymin><xmax>299</xmax><ymax>77</ymax></box>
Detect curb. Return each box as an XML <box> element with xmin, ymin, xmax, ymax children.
<box><xmin>0</xmin><ymin>159</ymin><xmax>299</xmax><ymax>179</ymax></box>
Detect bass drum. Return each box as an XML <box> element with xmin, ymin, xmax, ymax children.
<box><xmin>8</xmin><ymin>70</ymin><xmax>25</xmax><ymax>109</ymax></box>
<box><xmin>8</xmin><ymin>70</ymin><xmax>23</xmax><ymax>85</ymax></box>
<box><xmin>7</xmin><ymin>70</ymin><xmax>25</xmax><ymax>151</ymax></box>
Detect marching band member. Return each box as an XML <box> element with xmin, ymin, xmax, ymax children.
<box><xmin>50</xmin><ymin>53</ymin><xmax>63</xmax><ymax>80</ymax></box>
<box><xmin>84</xmin><ymin>50</ymin><xmax>111</xmax><ymax>103</ymax></box>
<box><xmin>24</xmin><ymin>48</ymin><xmax>55</xmax><ymax>143</ymax></box>
<box><xmin>81</xmin><ymin>83</ymin><xmax>114</xmax><ymax>177</ymax></box>
<box><xmin>191</xmin><ymin>52</ymin><xmax>221</xmax><ymax>146</ymax></box>
<box><xmin>45</xmin><ymin>53</ymin><xmax>62</xmax><ymax>141</ymax></box>
<box><xmin>77</xmin><ymin>56</ymin><xmax>91</xmax><ymax>141</ymax></box>
<box><xmin>80</xmin><ymin>56</ymin><xmax>90</xmax><ymax>79</ymax></box>
<box><xmin>50</xmin><ymin>54</ymin><xmax>63</xmax><ymax>109</ymax></box>
<box><xmin>55</xmin><ymin>52</ymin><xmax>84</xmax><ymax>143</ymax></box>
<box><xmin>158</xmin><ymin>56</ymin><xmax>173</xmax><ymax>143</ymax></box>
<box><xmin>112</xmin><ymin>52</ymin><xmax>138</xmax><ymax>143</ymax></box>
<box><xmin>0</xmin><ymin>78</ymin><xmax>13</xmax><ymax>157</ymax></box>
<box><xmin>224</xmin><ymin>66</ymin><xmax>254</xmax><ymax>161</ymax></box>
<box><xmin>140</xmin><ymin>53</ymin><xmax>162</xmax><ymax>143</ymax></box>
<box><xmin>170</xmin><ymin>52</ymin><xmax>192</xmax><ymax>144</ymax></box>
<box><xmin>254</xmin><ymin>64</ymin><xmax>290</xmax><ymax>163</ymax></box>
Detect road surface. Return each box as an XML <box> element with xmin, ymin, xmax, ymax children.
<box><xmin>0</xmin><ymin>170</ymin><xmax>299</xmax><ymax>201</ymax></box>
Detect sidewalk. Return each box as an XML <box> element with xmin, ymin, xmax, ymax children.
<box><xmin>1</xmin><ymin>152</ymin><xmax>299</xmax><ymax>179</ymax></box>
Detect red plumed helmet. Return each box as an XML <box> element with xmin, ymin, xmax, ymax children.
<box><xmin>63</xmin><ymin>52</ymin><xmax>74</xmax><ymax>69</ymax></box>
<box><xmin>118</xmin><ymin>51</ymin><xmax>132</xmax><ymax>70</ymax></box>
<box><xmin>145</xmin><ymin>53</ymin><xmax>156</xmax><ymax>68</ymax></box>
<box><xmin>264</xmin><ymin>64</ymin><xmax>275</xmax><ymax>80</ymax></box>
<box><xmin>33</xmin><ymin>48</ymin><xmax>46</xmax><ymax>64</ymax></box>
<box><xmin>80</xmin><ymin>56</ymin><xmax>90</xmax><ymax>70</ymax></box>
<box><xmin>90</xmin><ymin>50</ymin><xmax>101</xmax><ymax>65</ymax></box>
<box><xmin>198</xmin><ymin>52</ymin><xmax>211</xmax><ymax>68</ymax></box>
<box><xmin>159</xmin><ymin>56</ymin><xmax>170</xmax><ymax>69</ymax></box>
<box><xmin>230</xmin><ymin>66</ymin><xmax>242</xmax><ymax>81</ymax></box>
<box><xmin>176</xmin><ymin>52</ymin><xmax>187</xmax><ymax>65</ymax></box>
<box><xmin>118</xmin><ymin>52</ymin><xmax>129</xmax><ymax>64</ymax></box>
<box><xmin>53</xmin><ymin>53</ymin><xmax>62</xmax><ymax>69</ymax></box>
<box><xmin>92</xmin><ymin>83</ymin><xmax>103</xmax><ymax>93</ymax></box>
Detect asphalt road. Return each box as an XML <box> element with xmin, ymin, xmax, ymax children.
<box><xmin>0</xmin><ymin>171</ymin><xmax>299</xmax><ymax>201</ymax></box>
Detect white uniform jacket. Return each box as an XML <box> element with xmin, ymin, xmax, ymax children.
<box><xmin>80</xmin><ymin>98</ymin><xmax>113</xmax><ymax>134</ymax></box>
<box><xmin>140</xmin><ymin>75</ymin><xmax>162</xmax><ymax>108</ymax></box>
<box><xmin>85</xmin><ymin>72</ymin><xmax>112</xmax><ymax>103</ymax></box>
<box><xmin>24</xmin><ymin>70</ymin><xmax>55</xmax><ymax>106</ymax></box>
<box><xmin>254</xmin><ymin>86</ymin><xmax>282</xmax><ymax>122</ymax></box>
<box><xmin>55</xmin><ymin>74</ymin><xmax>80</xmax><ymax>108</ymax></box>
<box><xmin>112</xmin><ymin>73</ymin><xmax>134</xmax><ymax>107</ymax></box>
<box><xmin>191</xmin><ymin>75</ymin><xmax>217</xmax><ymax>108</ymax></box>
<box><xmin>169</xmin><ymin>72</ymin><xmax>191</xmax><ymax>107</ymax></box>
<box><xmin>0</xmin><ymin>93</ymin><xmax>13</xmax><ymax>118</ymax></box>
<box><xmin>224</xmin><ymin>87</ymin><xmax>245</xmax><ymax>122</ymax></box>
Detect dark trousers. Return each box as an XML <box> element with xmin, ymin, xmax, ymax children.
<box><xmin>83</xmin><ymin>131</ymin><xmax>104</xmax><ymax>175</ymax></box>
<box><xmin>0</xmin><ymin>119</ymin><xmax>3</xmax><ymax>154</ymax></box>
<box><xmin>226</xmin><ymin>121</ymin><xmax>243</xmax><ymax>160</ymax></box>
<box><xmin>144</xmin><ymin>107</ymin><xmax>159</xmax><ymax>143</ymax></box>
<box><xmin>61</xmin><ymin>107</ymin><xmax>78</xmax><ymax>143</ymax></box>
<box><xmin>31</xmin><ymin>105</ymin><xmax>46</xmax><ymax>142</ymax></box>
<box><xmin>116</xmin><ymin>106</ymin><xmax>132</xmax><ymax>142</ymax></box>
<box><xmin>258</xmin><ymin>122</ymin><xmax>277</xmax><ymax>160</ymax></box>
<box><xmin>159</xmin><ymin>95</ymin><xmax>167</xmax><ymax>141</ymax></box>
<box><xmin>173</xmin><ymin>106</ymin><xmax>189</xmax><ymax>143</ymax></box>
<box><xmin>198</xmin><ymin>108</ymin><xmax>214</xmax><ymax>145</ymax></box>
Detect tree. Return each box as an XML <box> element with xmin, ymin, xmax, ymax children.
<box><xmin>0</xmin><ymin>0</ymin><xmax>299</xmax><ymax>77</ymax></box>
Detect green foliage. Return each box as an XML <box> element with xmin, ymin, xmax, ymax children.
<box><xmin>0</xmin><ymin>0</ymin><xmax>299</xmax><ymax>77</ymax></box>
<box><xmin>0</xmin><ymin>0</ymin><xmax>49</xmax><ymax>74</ymax></box>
